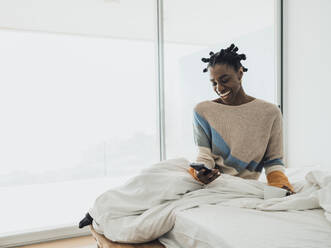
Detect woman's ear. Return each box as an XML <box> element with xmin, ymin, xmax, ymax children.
<box><xmin>238</xmin><ymin>67</ymin><xmax>244</xmax><ymax>81</ymax></box>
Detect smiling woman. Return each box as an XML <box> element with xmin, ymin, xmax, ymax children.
<box><xmin>202</xmin><ymin>44</ymin><xmax>255</xmax><ymax>106</ymax></box>
<box><xmin>188</xmin><ymin>43</ymin><xmax>295</xmax><ymax>194</ymax></box>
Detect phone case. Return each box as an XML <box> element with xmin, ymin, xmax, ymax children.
<box><xmin>189</xmin><ymin>163</ymin><xmax>212</xmax><ymax>175</ymax></box>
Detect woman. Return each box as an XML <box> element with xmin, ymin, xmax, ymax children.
<box><xmin>79</xmin><ymin>43</ymin><xmax>295</xmax><ymax>230</ymax></box>
<box><xmin>188</xmin><ymin>43</ymin><xmax>295</xmax><ymax>195</ymax></box>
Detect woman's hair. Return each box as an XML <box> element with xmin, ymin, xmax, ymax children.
<box><xmin>201</xmin><ymin>43</ymin><xmax>248</xmax><ymax>73</ymax></box>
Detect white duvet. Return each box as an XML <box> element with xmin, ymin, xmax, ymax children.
<box><xmin>88</xmin><ymin>157</ymin><xmax>331</xmax><ymax>244</ymax></box>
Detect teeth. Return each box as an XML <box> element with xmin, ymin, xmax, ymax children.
<box><xmin>220</xmin><ymin>90</ymin><xmax>231</xmax><ymax>96</ymax></box>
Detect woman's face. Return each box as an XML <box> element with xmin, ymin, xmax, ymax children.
<box><xmin>209</xmin><ymin>63</ymin><xmax>244</xmax><ymax>104</ymax></box>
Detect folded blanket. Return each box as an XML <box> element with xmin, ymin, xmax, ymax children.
<box><xmin>88</xmin><ymin>157</ymin><xmax>331</xmax><ymax>243</ymax></box>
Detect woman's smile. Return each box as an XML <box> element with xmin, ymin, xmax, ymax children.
<box><xmin>220</xmin><ymin>90</ymin><xmax>231</xmax><ymax>97</ymax></box>
<box><xmin>219</xmin><ymin>90</ymin><xmax>232</xmax><ymax>100</ymax></box>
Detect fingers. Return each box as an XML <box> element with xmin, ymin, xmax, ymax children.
<box><xmin>208</xmin><ymin>170</ymin><xmax>221</xmax><ymax>182</ymax></box>
<box><xmin>208</xmin><ymin>169</ymin><xmax>220</xmax><ymax>178</ymax></box>
<box><xmin>209</xmin><ymin>176</ymin><xmax>219</xmax><ymax>183</ymax></box>
<box><xmin>198</xmin><ymin>168</ymin><xmax>221</xmax><ymax>184</ymax></box>
<box><xmin>199</xmin><ymin>168</ymin><xmax>215</xmax><ymax>178</ymax></box>
<box><xmin>197</xmin><ymin>169</ymin><xmax>206</xmax><ymax>181</ymax></box>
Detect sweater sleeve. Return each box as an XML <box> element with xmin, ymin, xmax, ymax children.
<box><xmin>192</xmin><ymin>109</ymin><xmax>215</xmax><ymax>170</ymax></box>
<box><xmin>263</xmin><ymin>107</ymin><xmax>294</xmax><ymax>192</ymax></box>
<box><xmin>263</xmin><ymin>107</ymin><xmax>285</xmax><ymax>174</ymax></box>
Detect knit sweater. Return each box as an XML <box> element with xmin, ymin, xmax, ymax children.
<box><xmin>192</xmin><ymin>97</ymin><xmax>286</xmax><ymax>180</ymax></box>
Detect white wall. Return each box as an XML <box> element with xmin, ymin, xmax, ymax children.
<box><xmin>283</xmin><ymin>0</ymin><xmax>331</xmax><ymax>169</ymax></box>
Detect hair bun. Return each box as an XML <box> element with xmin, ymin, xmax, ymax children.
<box><xmin>201</xmin><ymin>43</ymin><xmax>248</xmax><ymax>73</ymax></box>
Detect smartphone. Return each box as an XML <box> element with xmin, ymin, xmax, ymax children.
<box><xmin>189</xmin><ymin>162</ymin><xmax>212</xmax><ymax>175</ymax></box>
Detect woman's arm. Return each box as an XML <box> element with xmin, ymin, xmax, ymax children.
<box><xmin>188</xmin><ymin>109</ymin><xmax>217</xmax><ymax>182</ymax></box>
<box><xmin>263</xmin><ymin>107</ymin><xmax>295</xmax><ymax>193</ymax></box>
<box><xmin>192</xmin><ymin>110</ymin><xmax>216</xmax><ymax>169</ymax></box>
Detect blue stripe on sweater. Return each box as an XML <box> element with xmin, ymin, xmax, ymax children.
<box><xmin>263</xmin><ymin>158</ymin><xmax>284</xmax><ymax>167</ymax></box>
<box><xmin>193</xmin><ymin>111</ymin><xmax>282</xmax><ymax>173</ymax></box>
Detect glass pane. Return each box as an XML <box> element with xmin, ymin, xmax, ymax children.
<box><xmin>0</xmin><ymin>0</ymin><xmax>157</xmax><ymax>236</ymax></box>
<box><xmin>163</xmin><ymin>0</ymin><xmax>276</xmax><ymax>161</ymax></box>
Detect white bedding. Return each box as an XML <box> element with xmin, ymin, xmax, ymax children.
<box><xmin>159</xmin><ymin>165</ymin><xmax>331</xmax><ymax>248</ymax></box>
<box><xmin>159</xmin><ymin>203</ymin><xmax>331</xmax><ymax>248</ymax></box>
<box><xmin>88</xmin><ymin>157</ymin><xmax>331</xmax><ymax>247</ymax></box>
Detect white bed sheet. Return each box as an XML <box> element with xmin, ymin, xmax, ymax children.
<box><xmin>159</xmin><ymin>165</ymin><xmax>331</xmax><ymax>248</ymax></box>
<box><xmin>159</xmin><ymin>205</ymin><xmax>331</xmax><ymax>248</ymax></box>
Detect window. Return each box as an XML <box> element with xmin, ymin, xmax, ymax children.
<box><xmin>163</xmin><ymin>0</ymin><xmax>278</xmax><ymax>161</ymax></box>
<box><xmin>0</xmin><ymin>0</ymin><xmax>281</xmax><ymax>243</ymax></box>
<box><xmin>0</xmin><ymin>0</ymin><xmax>158</xmax><ymax>236</ymax></box>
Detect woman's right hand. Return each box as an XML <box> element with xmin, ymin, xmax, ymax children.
<box><xmin>197</xmin><ymin>168</ymin><xmax>221</xmax><ymax>184</ymax></box>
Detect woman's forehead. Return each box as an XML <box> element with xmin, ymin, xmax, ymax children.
<box><xmin>210</xmin><ymin>64</ymin><xmax>235</xmax><ymax>78</ymax></box>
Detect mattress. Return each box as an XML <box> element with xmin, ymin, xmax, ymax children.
<box><xmin>159</xmin><ymin>205</ymin><xmax>331</xmax><ymax>248</ymax></box>
<box><xmin>158</xmin><ymin>165</ymin><xmax>331</xmax><ymax>248</ymax></box>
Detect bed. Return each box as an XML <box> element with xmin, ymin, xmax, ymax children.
<box><xmin>90</xmin><ymin>205</ymin><xmax>331</xmax><ymax>248</ymax></box>
<box><xmin>89</xmin><ymin>162</ymin><xmax>331</xmax><ymax>248</ymax></box>
<box><xmin>158</xmin><ymin>165</ymin><xmax>331</xmax><ymax>248</ymax></box>
<box><xmin>158</xmin><ymin>205</ymin><xmax>331</xmax><ymax>247</ymax></box>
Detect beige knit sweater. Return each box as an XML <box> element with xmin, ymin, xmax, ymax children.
<box><xmin>193</xmin><ymin>97</ymin><xmax>285</xmax><ymax>180</ymax></box>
